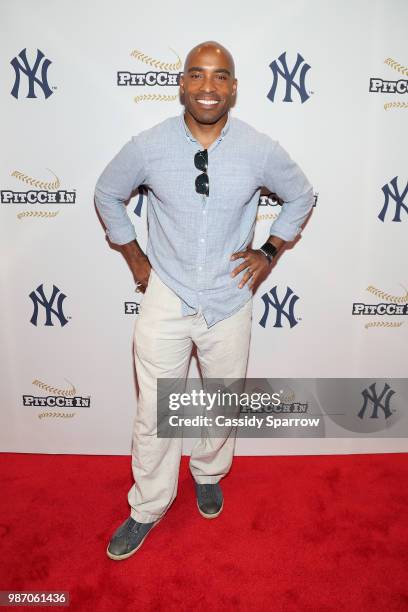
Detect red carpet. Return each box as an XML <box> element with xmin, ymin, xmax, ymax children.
<box><xmin>1</xmin><ymin>452</ymin><xmax>407</xmax><ymax>611</ymax></box>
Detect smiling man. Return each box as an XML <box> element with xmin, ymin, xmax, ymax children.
<box><xmin>94</xmin><ymin>40</ymin><xmax>313</xmax><ymax>560</ymax></box>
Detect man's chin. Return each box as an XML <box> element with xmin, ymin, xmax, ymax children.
<box><xmin>186</xmin><ymin>106</ymin><xmax>229</xmax><ymax>125</ymax></box>
<box><xmin>197</xmin><ymin>115</ymin><xmax>224</xmax><ymax>125</ymax></box>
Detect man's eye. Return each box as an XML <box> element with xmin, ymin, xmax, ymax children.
<box><xmin>216</xmin><ymin>74</ymin><xmax>227</xmax><ymax>80</ymax></box>
<box><xmin>191</xmin><ymin>73</ymin><xmax>202</xmax><ymax>79</ymax></box>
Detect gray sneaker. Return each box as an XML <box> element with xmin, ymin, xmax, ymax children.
<box><xmin>106</xmin><ymin>516</ymin><xmax>161</xmax><ymax>560</ymax></box>
<box><xmin>195</xmin><ymin>482</ymin><xmax>224</xmax><ymax>519</ymax></box>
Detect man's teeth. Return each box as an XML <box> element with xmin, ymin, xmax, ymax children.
<box><xmin>197</xmin><ymin>99</ymin><xmax>219</xmax><ymax>105</ymax></box>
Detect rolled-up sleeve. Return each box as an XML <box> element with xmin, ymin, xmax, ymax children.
<box><xmin>94</xmin><ymin>136</ymin><xmax>147</xmax><ymax>245</ymax></box>
<box><xmin>262</xmin><ymin>137</ymin><xmax>314</xmax><ymax>242</ymax></box>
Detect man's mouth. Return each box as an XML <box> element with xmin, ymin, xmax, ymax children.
<box><xmin>195</xmin><ymin>98</ymin><xmax>221</xmax><ymax>108</ymax></box>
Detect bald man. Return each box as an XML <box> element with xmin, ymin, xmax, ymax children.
<box><xmin>95</xmin><ymin>41</ymin><xmax>313</xmax><ymax>560</ymax></box>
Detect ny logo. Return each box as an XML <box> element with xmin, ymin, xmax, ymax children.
<box><xmin>357</xmin><ymin>382</ymin><xmax>394</xmax><ymax>419</ymax></box>
<box><xmin>267</xmin><ymin>52</ymin><xmax>311</xmax><ymax>104</ymax></box>
<box><xmin>378</xmin><ymin>176</ymin><xmax>408</xmax><ymax>222</ymax></box>
<box><xmin>259</xmin><ymin>286</ymin><xmax>299</xmax><ymax>328</ymax></box>
<box><xmin>29</xmin><ymin>284</ymin><xmax>68</xmax><ymax>327</ymax></box>
<box><xmin>10</xmin><ymin>48</ymin><xmax>53</xmax><ymax>99</ymax></box>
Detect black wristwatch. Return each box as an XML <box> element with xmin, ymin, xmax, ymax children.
<box><xmin>259</xmin><ymin>241</ymin><xmax>278</xmax><ymax>263</ymax></box>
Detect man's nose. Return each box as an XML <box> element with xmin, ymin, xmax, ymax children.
<box><xmin>199</xmin><ymin>74</ymin><xmax>216</xmax><ymax>92</ymax></box>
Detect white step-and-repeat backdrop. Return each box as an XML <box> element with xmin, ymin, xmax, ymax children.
<box><xmin>1</xmin><ymin>0</ymin><xmax>407</xmax><ymax>455</ymax></box>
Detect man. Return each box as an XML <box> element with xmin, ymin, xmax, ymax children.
<box><xmin>94</xmin><ymin>40</ymin><xmax>313</xmax><ymax>561</ymax></box>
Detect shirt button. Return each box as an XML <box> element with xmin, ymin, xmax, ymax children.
<box><xmin>198</xmin><ymin>266</ymin><xmax>202</xmax><ymax>271</ymax></box>
<box><xmin>200</xmin><ymin>238</ymin><xmax>205</xmax><ymax>243</ymax></box>
<box><xmin>199</xmin><ymin>291</ymin><xmax>202</xmax><ymax>295</ymax></box>
<box><xmin>202</xmin><ymin>210</ymin><xmax>206</xmax><ymax>215</ymax></box>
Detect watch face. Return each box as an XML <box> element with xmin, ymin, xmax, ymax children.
<box><xmin>263</xmin><ymin>243</ymin><xmax>277</xmax><ymax>258</ymax></box>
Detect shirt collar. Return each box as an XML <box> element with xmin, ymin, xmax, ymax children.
<box><xmin>180</xmin><ymin>110</ymin><xmax>231</xmax><ymax>146</ymax></box>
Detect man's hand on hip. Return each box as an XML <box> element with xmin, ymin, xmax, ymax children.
<box><xmin>132</xmin><ymin>255</ymin><xmax>152</xmax><ymax>293</ymax></box>
<box><xmin>120</xmin><ymin>240</ymin><xmax>152</xmax><ymax>294</ymax></box>
<box><xmin>230</xmin><ymin>248</ymin><xmax>270</xmax><ymax>290</ymax></box>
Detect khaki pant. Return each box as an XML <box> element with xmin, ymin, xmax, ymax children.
<box><xmin>127</xmin><ymin>269</ymin><xmax>253</xmax><ymax>523</ymax></box>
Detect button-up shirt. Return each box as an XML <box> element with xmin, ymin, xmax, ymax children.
<box><xmin>94</xmin><ymin>110</ymin><xmax>314</xmax><ymax>327</ymax></box>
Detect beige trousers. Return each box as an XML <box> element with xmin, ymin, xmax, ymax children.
<box><xmin>127</xmin><ymin>269</ymin><xmax>253</xmax><ymax>523</ymax></box>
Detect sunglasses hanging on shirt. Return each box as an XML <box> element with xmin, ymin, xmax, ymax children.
<box><xmin>194</xmin><ymin>149</ymin><xmax>209</xmax><ymax>196</ymax></box>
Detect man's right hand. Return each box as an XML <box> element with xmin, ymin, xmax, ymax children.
<box><xmin>120</xmin><ymin>240</ymin><xmax>152</xmax><ymax>294</ymax></box>
<box><xmin>133</xmin><ymin>255</ymin><xmax>151</xmax><ymax>294</ymax></box>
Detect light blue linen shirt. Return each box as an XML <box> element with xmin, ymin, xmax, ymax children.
<box><xmin>94</xmin><ymin>110</ymin><xmax>313</xmax><ymax>327</ymax></box>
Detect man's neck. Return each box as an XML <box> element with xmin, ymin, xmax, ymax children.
<box><xmin>184</xmin><ymin>110</ymin><xmax>228</xmax><ymax>149</ymax></box>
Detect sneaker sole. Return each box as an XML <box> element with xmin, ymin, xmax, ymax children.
<box><xmin>106</xmin><ymin>516</ymin><xmax>163</xmax><ymax>561</ymax></box>
<box><xmin>196</xmin><ymin>499</ymin><xmax>224</xmax><ymax>519</ymax></box>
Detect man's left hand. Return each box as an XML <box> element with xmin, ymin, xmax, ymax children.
<box><xmin>230</xmin><ymin>248</ymin><xmax>270</xmax><ymax>290</ymax></box>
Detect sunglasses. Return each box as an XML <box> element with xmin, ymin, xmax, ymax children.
<box><xmin>194</xmin><ymin>149</ymin><xmax>209</xmax><ymax>196</ymax></box>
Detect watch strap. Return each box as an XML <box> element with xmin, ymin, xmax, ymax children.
<box><xmin>259</xmin><ymin>241</ymin><xmax>278</xmax><ymax>263</ymax></box>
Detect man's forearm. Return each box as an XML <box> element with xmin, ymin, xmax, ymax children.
<box><xmin>120</xmin><ymin>240</ymin><xmax>148</xmax><ymax>279</ymax></box>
